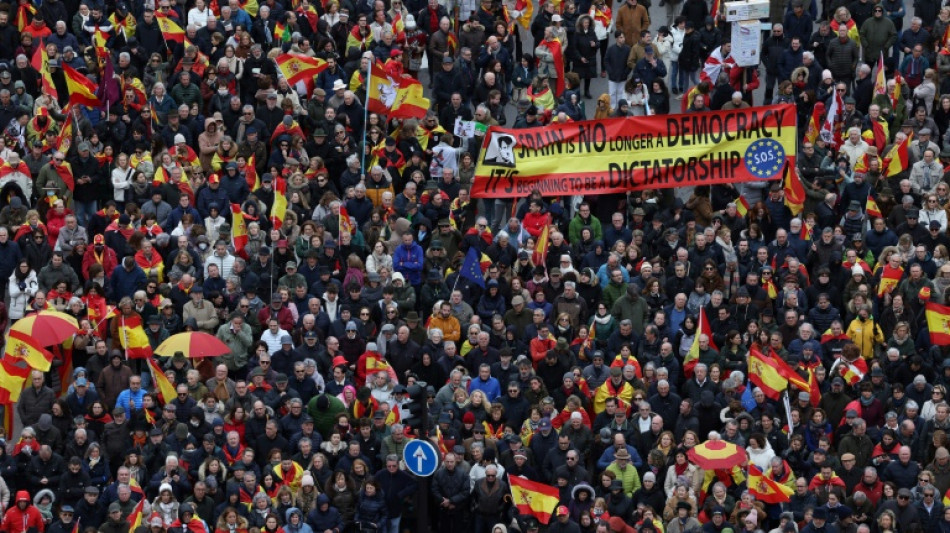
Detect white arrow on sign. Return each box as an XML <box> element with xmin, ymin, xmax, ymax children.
<box><xmin>413</xmin><ymin>446</ymin><xmax>427</xmax><ymax>472</ymax></box>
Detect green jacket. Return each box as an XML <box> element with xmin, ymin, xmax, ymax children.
<box><xmin>307</xmin><ymin>393</ymin><xmax>346</xmax><ymax>439</ymax></box>
<box><xmin>611</xmin><ymin>293</ymin><xmax>649</xmax><ymax>334</ymax></box>
<box><xmin>568</xmin><ymin>214</ymin><xmax>603</xmax><ymax>244</ymax></box>
<box><xmin>215</xmin><ymin>322</ymin><xmax>254</xmax><ymax>372</ymax></box>
<box><xmin>602</xmin><ymin>280</ymin><xmax>627</xmax><ymax>310</ymax></box>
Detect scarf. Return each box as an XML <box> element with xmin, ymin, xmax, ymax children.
<box><xmin>675</xmin><ymin>461</ymin><xmax>689</xmax><ymax>476</ymax></box>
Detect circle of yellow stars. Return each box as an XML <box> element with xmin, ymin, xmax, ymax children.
<box><xmin>745</xmin><ymin>139</ymin><xmax>785</xmax><ymax>178</ymax></box>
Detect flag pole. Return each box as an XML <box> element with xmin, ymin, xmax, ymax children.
<box><xmin>120</xmin><ymin>314</ymin><xmax>130</xmax><ymax>360</ymax></box>
<box><xmin>360</xmin><ymin>60</ymin><xmax>371</xmax><ymax>179</ymax></box>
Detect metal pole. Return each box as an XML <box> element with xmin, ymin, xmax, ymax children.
<box><xmin>360</xmin><ymin>60</ymin><xmax>371</xmax><ymax>178</ymax></box>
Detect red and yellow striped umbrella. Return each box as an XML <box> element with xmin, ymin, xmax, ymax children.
<box><xmin>687</xmin><ymin>440</ymin><xmax>746</xmax><ymax>470</ymax></box>
<box><xmin>155</xmin><ymin>332</ymin><xmax>230</xmax><ymax>359</ymax></box>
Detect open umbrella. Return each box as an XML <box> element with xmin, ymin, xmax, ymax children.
<box><xmin>687</xmin><ymin>440</ymin><xmax>747</xmax><ymax>470</ymax></box>
<box><xmin>10</xmin><ymin>310</ymin><xmax>80</xmax><ymax>347</ymax></box>
<box><xmin>154</xmin><ymin>332</ymin><xmax>231</xmax><ymax>358</ymax></box>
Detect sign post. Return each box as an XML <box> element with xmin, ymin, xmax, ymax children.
<box><xmin>403</xmin><ymin>439</ymin><xmax>438</xmax><ymax>533</ymax></box>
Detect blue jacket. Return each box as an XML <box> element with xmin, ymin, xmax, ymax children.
<box><xmin>373</xmin><ymin>468</ymin><xmax>417</xmax><ymax>516</ymax></box>
<box><xmin>468</xmin><ymin>376</ymin><xmax>502</xmax><ymax>402</ymax></box>
<box><xmin>354</xmin><ymin>489</ymin><xmax>388</xmax><ymax>526</ymax></box>
<box><xmin>307</xmin><ymin>495</ymin><xmax>343</xmax><ymax>533</ymax></box>
<box><xmin>392</xmin><ymin>242</ymin><xmax>424</xmax><ymax>285</ymax></box>
<box><xmin>110</xmin><ymin>264</ymin><xmax>147</xmax><ymax>301</ymax></box>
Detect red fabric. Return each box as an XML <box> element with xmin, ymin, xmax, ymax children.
<box><xmin>82</xmin><ymin>245</ymin><xmax>119</xmax><ymax>281</ymax></box>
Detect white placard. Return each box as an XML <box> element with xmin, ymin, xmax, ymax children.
<box><xmin>454</xmin><ymin>117</ymin><xmax>476</xmax><ymax>138</ymax></box>
<box><xmin>724</xmin><ymin>0</ymin><xmax>770</xmax><ymax>21</ymax></box>
<box><xmin>731</xmin><ymin>20</ymin><xmax>762</xmax><ymax>67</ymax></box>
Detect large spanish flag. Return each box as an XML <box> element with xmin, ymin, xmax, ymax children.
<box><xmin>63</xmin><ymin>64</ymin><xmax>100</xmax><ymax>108</ymax></box>
<box><xmin>748</xmin><ymin>348</ymin><xmax>788</xmax><ymax>400</ymax></box>
<box><xmin>276</xmin><ymin>54</ymin><xmax>327</xmax><ymax>85</ymax></box>
<box><xmin>117</xmin><ymin>315</ymin><xmax>153</xmax><ymax>359</ymax></box>
<box><xmin>509</xmin><ymin>475</ymin><xmax>560</xmax><ymax>524</ymax></box>
<box><xmin>6</xmin><ymin>329</ymin><xmax>54</xmax><ymax>372</ymax></box>
<box><xmin>927</xmin><ymin>302</ymin><xmax>950</xmax><ymax>344</ymax></box>
<box><xmin>146</xmin><ymin>356</ymin><xmax>177</xmax><ymax>403</ymax></box>
<box><xmin>748</xmin><ymin>465</ymin><xmax>794</xmax><ymax>503</ymax></box>
<box><xmin>773</xmin><ymin>351</ymin><xmax>810</xmax><ymax>392</ymax></box>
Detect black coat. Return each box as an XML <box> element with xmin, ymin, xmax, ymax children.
<box><xmin>573</xmin><ymin>27</ymin><xmax>599</xmax><ymax>79</ymax></box>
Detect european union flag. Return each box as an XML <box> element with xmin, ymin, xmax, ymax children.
<box><xmin>741</xmin><ymin>385</ymin><xmax>757</xmax><ymax>412</ymax></box>
<box><xmin>460</xmin><ymin>247</ymin><xmax>486</xmax><ymax>288</ymax></box>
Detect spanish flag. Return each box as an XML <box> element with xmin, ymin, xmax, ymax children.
<box><xmin>153</xmin><ymin>166</ymin><xmax>172</xmax><ymax>187</ymax></box>
<box><xmin>245</xmin><ymin>154</ymin><xmax>260</xmax><ymax>191</ymax></box>
<box><xmin>773</xmin><ymin>351</ymin><xmax>810</xmax><ymax>392</ymax></box>
<box><xmin>231</xmin><ymin>203</ymin><xmax>248</xmax><ymax>257</ymax></box>
<box><xmin>927</xmin><ymin>302</ymin><xmax>950</xmax><ymax>345</ymax></box>
<box><xmin>14</xmin><ymin>3</ymin><xmax>35</xmax><ymax>32</ymax></box>
<box><xmin>515</xmin><ymin>0</ymin><xmax>532</xmax><ymax>29</ymax></box>
<box><xmin>271</xmin><ymin>177</ymin><xmax>288</xmax><ymax>230</ymax></box>
<box><xmin>146</xmin><ymin>357</ymin><xmax>177</xmax><ymax>403</ymax></box>
<box><xmin>155</xmin><ymin>13</ymin><xmax>185</xmax><ymax>43</ymax></box>
<box><xmin>0</xmin><ymin>355</ymin><xmax>30</xmax><ymax>403</ymax></box>
<box><xmin>736</xmin><ymin>196</ymin><xmax>750</xmax><ymax>217</ymax></box>
<box><xmin>874</xmin><ymin>52</ymin><xmax>887</xmax><ymax>96</ymax></box>
<box><xmin>883</xmin><ymin>132</ymin><xmax>911</xmax><ymax>177</ymax></box>
<box><xmin>274</xmin><ymin>22</ymin><xmax>291</xmax><ymax>43</ymax></box>
<box><xmin>386</xmin><ymin>404</ymin><xmax>401</xmax><ymax>425</ymax></box>
<box><xmin>63</xmin><ymin>64</ymin><xmax>100</xmax><ymax>108</ymax></box>
<box><xmin>748</xmin><ymin>348</ymin><xmax>788</xmax><ymax>400</ymax></box>
<box><xmin>509</xmin><ymin>475</ymin><xmax>560</xmax><ymax>524</ymax></box>
<box><xmin>866</xmin><ymin>192</ymin><xmax>882</xmax><ymax>218</ymax></box>
<box><xmin>783</xmin><ymin>162</ymin><xmax>805</xmax><ymax>216</ymax></box>
<box><xmin>127</xmin><ymin>496</ymin><xmax>146</xmax><ymax>529</ymax></box>
<box><xmin>804</xmin><ymin>101</ymin><xmax>824</xmax><ymax>145</ymax></box>
<box><xmin>340</xmin><ymin>205</ymin><xmax>355</xmax><ymax>236</ymax></box>
<box><xmin>390</xmin><ymin>79</ymin><xmax>430</xmax><ymax>120</ymax></box>
<box><xmin>748</xmin><ymin>465</ymin><xmax>794</xmax><ymax>503</ymax></box>
<box><xmin>6</xmin><ymin>329</ymin><xmax>54</xmax><ymax>372</ymax></box>
<box><xmin>840</xmin><ymin>359</ymin><xmax>867</xmax><ymax>386</ymax></box>
<box><xmin>877</xmin><ymin>264</ymin><xmax>903</xmax><ymax>297</ymax></box>
<box><xmin>533</xmin><ymin>222</ymin><xmax>550</xmax><ymax>267</ymax></box>
<box><xmin>275</xmin><ymin>53</ymin><xmax>327</xmax><ymax>85</ymax></box>
<box><xmin>684</xmin><ymin>307</ymin><xmax>716</xmax><ymax>378</ymax></box>
<box><xmin>117</xmin><ymin>315</ymin><xmax>153</xmax><ymax>359</ymax></box>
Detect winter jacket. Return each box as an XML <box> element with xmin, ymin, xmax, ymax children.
<box><xmin>353</xmin><ymin>489</ymin><xmax>387</xmax><ymax>527</ymax></box>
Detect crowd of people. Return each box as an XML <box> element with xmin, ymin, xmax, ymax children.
<box><xmin>3</xmin><ymin>0</ymin><xmax>950</xmax><ymax>533</ymax></box>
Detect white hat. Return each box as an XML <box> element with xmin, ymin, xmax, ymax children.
<box><xmin>174</xmin><ymin>134</ymin><xmax>186</xmax><ymax>144</ymax></box>
<box><xmin>392</xmin><ymin>272</ymin><xmax>405</xmax><ymax>283</ymax></box>
<box><xmin>552</xmin><ymin>14</ymin><xmax>562</xmax><ymax>21</ymax></box>
<box><xmin>332</xmin><ymin>79</ymin><xmax>347</xmax><ymax>91</ymax></box>
<box><xmin>406</xmin><ymin>14</ymin><xmax>417</xmax><ymax>30</ymax></box>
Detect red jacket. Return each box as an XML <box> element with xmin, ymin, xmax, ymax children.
<box><xmin>257</xmin><ymin>305</ymin><xmax>295</xmax><ymax>333</ymax></box>
<box><xmin>1</xmin><ymin>493</ymin><xmax>45</xmax><ymax>533</ymax></box>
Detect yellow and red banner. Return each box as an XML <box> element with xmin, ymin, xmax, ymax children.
<box><xmin>6</xmin><ymin>329</ymin><xmax>54</xmax><ymax>372</ymax></box>
<box><xmin>509</xmin><ymin>475</ymin><xmax>560</xmax><ymax>524</ymax></box>
<box><xmin>748</xmin><ymin>348</ymin><xmax>787</xmax><ymax>399</ymax></box>
<box><xmin>748</xmin><ymin>465</ymin><xmax>794</xmax><ymax>503</ymax></box>
<box><xmin>276</xmin><ymin>54</ymin><xmax>327</xmax><ymax>85</ymax></box>
<box><xmin>146</xmin><ymin>357</ymin><xmax>177</xmax><ymax>403</ymax></box>
<box><xmin>927</xmin><ymin>302</ymin><xmax>950</xmax><ymax>345</ymax></box>
<box><xmin>118</xmin><ymin>315</ymin><xmax>153</xmax><ymax>359</ymax></box>
<box><xmin>63</xmin><ymin>64</ymin><xmax>100</xmax><ymax>108</ymax></box>
<box><xmin>471</xmin><ymin>104</ymin><xmax>797</xmax><ymax>198</ymax></box>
